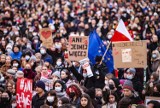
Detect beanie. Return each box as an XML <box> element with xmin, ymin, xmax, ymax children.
<box><xmin>127</xmin><ymin>68</ymin><xmax>136</xmax><ymax>75</ymax></box>
<box><xmin>52</xmin><ymin>71</ymin><xmax>60</xmax><ymax>78</ymax></box>
<box><xmin>7</xmin><ymin>69</ymin><xmax>16</xmax><ymax>75</ymax></box>
<box><xmin>123</xmin><ymin>80</ymin><xmax>134</xmax><ymax>91</ymax></box>
<box><xmin>40</xmin><ymin>46</ymin><xmax>47</xmax><ymax>50</ymax></box>
<box><xmin>16</xmin><ymin>71</ymin><xmax>24</xmax><ymax>78</ymax></box>
<box><xmin>6</xmin><ymin>44</ymin><xmax>12</xmax><ymax>49</ymax></box>
<box><xmin>36</xmin><ymin>80</ymin><xmax>45</xmax><ymax>91</ymax></box>
<box><xmin>44</xmin><ymin>58</ymin><xmax>52</xmax><ymax>64</ymax></box>
<box><xmin>30</xmin><ymin>55</ymin><xmax>36</xmax><ymax>61</ymax></box>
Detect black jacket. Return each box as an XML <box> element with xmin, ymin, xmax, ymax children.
<box><xmin>92</xmin><ymin>63</ymin><xmax>107</xmax><ymax>89</ymax></box>
<box><xmin>131</xmin><ymin>77</ymin><xmax>143</xmax><ymax>94</ymax></box>
<box><xmin>32</xmin><ymin>92</ymin><xmax>48</xmax><ymax>108</ymax></box>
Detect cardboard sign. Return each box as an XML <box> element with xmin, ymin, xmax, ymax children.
<box><xmin>112</xmin><ymin>41</ymin><xmax>147</xmax><ymax>68</ymax></box>
<box><xmin>68</xmin><ymin>36</ymin><xmax>88</xmax><ymax>61</ymax></box>
<box><xmin>40</xmin><ymin>28</ymin><xmax>53</xmax><ymax>48</ymax></box>
<box><xmin>16</xmin><ymin>78</ymin><xmax>33</xmax><ymax>108</ymax></box>
<box><xmin>145</xmin><ymin>96</ymin><xmax>160</xmax><ymax>106</ymax></box>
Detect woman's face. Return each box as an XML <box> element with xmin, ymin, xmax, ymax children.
<box><xmin>1</xmin><ymin>55</ymin><xmax>6</xmax><ymax>63</ymax></box>
<box><xmin>25</xmin><ymin>64</ymin><xmax>31</xmax><ymax>69</ymax></box>
<box><xmin>42</xmin><ymin>66</ymin><xmax>48</xmax><ymax>73</ymax></box>
<box><xmin>81</xmin><ymin>97</ymin><xmax>88</xmax><ymax>107</ymax></box>
<box><xmin>109</xmin><ymin>94</ymin><xmax>115</xmax><ymax>104</ymax></box>
<box><xmin>7</xmin><ymin>83</ymin><xmax>13</xmax><ymax>92</ymax></box>
<box><xmin>150</xmin><ymin>75</ymin><xmax>154</xmax><ymax>82</ymax></box>
<box><xmin>55</xmin><ymin>82</ymin><xmax>62</xmax><ymax>88</ymax></box>
<box><xmin>61</xmin><ymin>71</ymin><xmax>67</xmax><ymax>79</ymax></box>
<box><xmin>6</xmin><ymin>56</ymin><xmax>11</xmax><ymax>63</ymax></box>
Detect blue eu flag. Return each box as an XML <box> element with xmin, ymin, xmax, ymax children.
<box><xmin>88</xmin><ymin>30</ymin><xmax>114</xmax><ymax>73</ymax></box>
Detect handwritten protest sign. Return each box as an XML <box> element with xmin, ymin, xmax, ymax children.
<box><xmin>112</xmin><ymin>41</ymin><xmax>147</xmax><ymax>68</ymax></box>
<box><xmin>145</xmin><ymin>96</ymin><xmax>160</xmax><ymax>106</ymax></box>
<box><xmin>16</xmin><ymin>78</ymin><xmax>33</xmax><ymax>108</ymax></box>
<box><xmin>68</xmin><ymin>36</ymin><xmax>88</xmax><ymax>61</ymax></box>
<box><xmin>40</xmin><ymin>28</ymin><xmax>53</xmax><ymax>48</ymax></box>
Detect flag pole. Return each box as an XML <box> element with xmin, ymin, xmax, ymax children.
<box><xmin>100</xmin><ymin>41</ymin><xmax>111</xmax><ymax>64</ymax></box>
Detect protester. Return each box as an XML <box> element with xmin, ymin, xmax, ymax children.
<box><xmin>78</xmin><ymin>93</ymin><xmax>94</xmax><ymax>108</ymax></box>
<box><xmin>45</xmin><ymin>90</ymin><xmax>58</xmax><ymax>108</ymax></box>
<box><xmin>32</xmin><ymin>80</ymin><xmax>48</xmax><ymax>108</ymax></box>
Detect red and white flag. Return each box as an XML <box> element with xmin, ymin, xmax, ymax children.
<box><xmin>111</xmin><ymin>19</ymin><xmax>133</xmax><ymax>42</ymax></box>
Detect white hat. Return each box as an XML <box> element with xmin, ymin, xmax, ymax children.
<box><xmin>16</xmin><ymin>71</ymin><xmax>24</xmax><ymax>78</ymax></box>
<box><xmin>6</xmin><ymin>44</ymin><xmax>12</xmax><ymax>49</ymax></box>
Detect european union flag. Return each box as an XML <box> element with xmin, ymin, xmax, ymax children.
<box><xmin>88</xmin><ymin>30</ymin><xmax>114</xmax><ymax>73</ymax></box>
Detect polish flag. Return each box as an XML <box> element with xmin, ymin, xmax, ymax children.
<box><xmin>111</xmin><ymin>19</ymin><xmax>133</xmax><ymax>42</ymax></box>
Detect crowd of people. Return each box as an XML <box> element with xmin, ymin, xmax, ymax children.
<box><xmin>0</xmin><ymin>0</ymin><xmax>160</xmax><ymax>108</ymax></box>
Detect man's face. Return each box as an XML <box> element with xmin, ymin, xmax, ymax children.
<box><xmin>36</xmin><ymin>87</ymin><xmax>43</xmax><ymax>94</ymax></box>
<box><xmin>123</xmin><ymin>89</ymin><xmax>132</xmax><ymax>97</ymax></box>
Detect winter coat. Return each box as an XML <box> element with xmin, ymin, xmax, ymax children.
<box><xmin>92</xmin><ymin>63</ymin><xmax>108</xmax><ymax>89</ymax></box>
<box><xmin>151</xmin><ymin>50</ymin><xmax>160</xmax><ymax>72</ymax></box>
<box><xmin>32</xmin><ymin>92</ymin><xmax>48</xmax><ymax>108</ymax></box>
<box><xmin>10</xmin><ymin>51</ymin><xmax>22</xmax><ymax>61</ymax></box>
<box><xmin>131</xmin><ymin>77</ymin><xmax>143</xmax><ymax>95</ymax></box>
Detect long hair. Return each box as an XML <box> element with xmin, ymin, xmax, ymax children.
<box><xmin>46</xmin><ymin>90</ymin><xmax>58</xmax><ymax>108</ymax></box>
<box><xmin>79</xmin><ymin>93</ymin><xmax>94</xmax><ymax>108</ymax></box>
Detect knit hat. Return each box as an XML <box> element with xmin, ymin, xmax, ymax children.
<box><xmin>52</xmin><ymin>71</ymin><xmax>60</xmax><ymax>78</ymax></box>
<box><xmin>126</xmin><ymin>68</ymin><xmax>136</xmax><ymax>75</ymax></box>
<box><xmin>16</xmin><ymin>71</ymin><xmax>24</xmax><ymax>78</ymax></box>
<box><xmin>6</xmin><ymin>44</ymin><xmax>12</xmax><ymax>49</ymax></box>
<box><xmin>36</xmin><ymin>80</ymin><xmax>45</xmax><ymax>91</ymax></box>
<box><xmin>40</xmin><ymin>46</ymin><xmax>47</xmax><ymax>50</ymax></box>
<box><xmin>30</xmin><ymin>55</ymin><xmax>36</xmax><ymax>61</ymax></box>
<box><xmin>7</xmin><ymin>69</ymin><xmax>16</xmax><ymax>75</ymax></box>
<box><xmin>123</xmin><ymin>80</ymin><xmax>134</xmax><ymax>91</ymax></box>
<box><xmin>32</xmin><ymin>36</ymin><xmax>39</xmax><ymax>40</ymax></box>
<box><xmin>44</xmin><ymin>58</ymin><xmax>52</xmax><ymax>64</ymax></box>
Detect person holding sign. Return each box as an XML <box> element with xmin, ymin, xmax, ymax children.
<box><xmin>93</xmin><ymin>55</ymin><xmax>108</xmax><ymax>89</ymax></box>
<box><xmin>65</xmin><ymin>58</ymin><xmax>95</xmax><ymax>89</ymax></box>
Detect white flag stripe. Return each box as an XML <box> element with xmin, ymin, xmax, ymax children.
<box><xmin>116</xmin><ymin>19</ymin><xmax>133</xmax><ymax>41</ymax></box>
